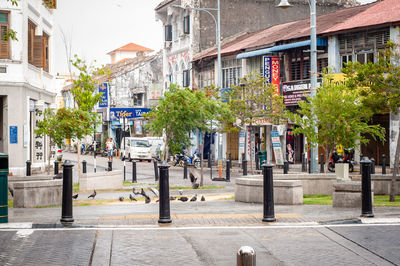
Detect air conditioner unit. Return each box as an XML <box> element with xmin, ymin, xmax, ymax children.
<box><xmin>164</xmin><ymin>41</ymin><xmax>172</xmax><ymax>49</ymax></box>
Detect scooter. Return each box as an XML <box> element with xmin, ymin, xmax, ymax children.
<box><xmin>328</xmin><ymin>148</ymin><xmax>355</xmax><ymax>172</ymax></box>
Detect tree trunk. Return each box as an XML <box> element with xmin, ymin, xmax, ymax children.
<box><xmin>325</xmin><ymin>145</ymin><xmax>330</xmax><ymax>174</ymax></box>
<box><xmin>47</xmin><ymin>139</ymin><xmax>52</xmax><ymax>175</ymax></box>
<box><xmin>390</xmin><ymin>127</ymin><xmax>400</xmax><ymax>201</ymax></box>
<box><xmin>77</xmin><ymin>139</ymin><xmax>82</xmax><ymax>183</ymax></box>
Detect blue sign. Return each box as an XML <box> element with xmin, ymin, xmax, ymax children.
<box><xmin>263</xmin><ymin>56</ymin><xmax>272</xmax><ymax>84</ymax></box>
<box><xmin>10</xmin><ymin>126</ymin><xmax>17</xmax><ymax>144</ymax></box>
<box><xmin>110</xmin><ymin>108</ymin><xmax>151</xmax><ymax>121</ymax></box>
<box><xmin>98</xmin><ymin>83</ymin><xmax>108</xmax><ymax>108</ymax></box>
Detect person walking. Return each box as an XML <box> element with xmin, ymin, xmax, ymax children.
<box><xmin>106</xmin><ymin>138</ymin><xmax>115</xmax><ymax>161</ymax></box>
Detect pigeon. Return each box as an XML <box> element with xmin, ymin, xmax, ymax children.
<box><xmin>129</xmin><ymin>194</ymin><xmax>137</xmax><ymax>201</ymax></box>
<box><xmin>145</xmin><ymin>196</ymin><xmax>151</xmax><ymax>204</ymax></box>
<box><xmin>179</xmin><ymin>189</ymin><xmax>183</xmax><ymax>195</ymax></box>
<box><xmin>192</xmin><ymin>183</ymin><xmax>200</xmax><ymax>189</ymax></box>
<box><xmin>178</xmin><ymin>196</ymin><xmax>189</xmax><ymax>202</ymax></box>
<box><xmin>88</xmin><ymin>190</ymin><xmax>97</xmax><ymax>199</ymax></box>
<box><xmin>190</xmin><ymin>194</ymin><xmax>197</xmax><ymax>202</ymax></box>
<box><xmin>189</xmin><ymin>173</ymin><xmax>198</xmax><ymax>184</ymax></box>
<box><xmin>132</xmin><ymin>187</ymin><xmax>140</xmax><ymax>195</ymax></box>
<box><xmin>148</xmin><ymin>187</ymin><xmax>159</xmax><ymax>197</ymax></box>
<box><xmin>140</xmin><ymin>188</ymin><xmax>149</xmax><ymax>198</ymax></box>
<box><xmin>170</xmin><ymin>196</ymin><xmax>176</xmax><ymax>201</ymax></box>
<box><xmin>72</xmin><ymin>194</ymin><xmax>79</xmax><ymax>199</ymax></box>
<box><xmin>119</xmin><ymin>196</ymin><xmax>124</xmax><ymax>201</ymax></box>
<box><xmin>8</xmin><ymin>187</ymin><xmax>13</xmax><ymax>197</ymax></box>
<box><xmin>201</xmin><ymin>195</ymin><xmax>205</xmax><ymax>201</ymax></box>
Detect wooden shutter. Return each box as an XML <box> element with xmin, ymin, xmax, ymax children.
<box><xmin>0</xmin><ymin>25</ymin><xmax>9</xmax><ymax>59</ymax></box>
<box><xmin>33</xmin><ymin>36</ymin><xmax>44</xmax><ymax>68</ymax></box>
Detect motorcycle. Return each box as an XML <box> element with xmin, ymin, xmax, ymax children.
<box><xmin>172</xmin><ymin>152</ymin><xmax>186</xmax><ymax>167</ymax></box>
<box><xmin>328</xmin><ymin>148</ymin><xmax>355</xmax><ymax>172</ymax></box>
<box><xmin>172</xmin><ymin>151</ymin><xmax>201</xmax><ymax>169</ymax></box>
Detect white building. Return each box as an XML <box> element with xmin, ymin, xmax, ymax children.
<box><xmin>0</xmin><ymin>0</ymin><xmax>56</xmax><ymax>175</ymax></box>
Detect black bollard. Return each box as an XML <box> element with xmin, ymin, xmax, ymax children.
<box><xmin>283</xmin><ymin>160</ymin><xmax>288</xmax><ymax>174</ymax></box>
<box><xmin>320</xmin><ymin>153</ymin><xmax>324</xmax><ymax>173</ymax></box>
<box><xmin>226</xmin><ymin>157</ymin><xmax>231</xmax><ymax>182</ymax></box>
<box><xmin>302</xmin><ymin>153</ymin><xmax>306</xmax><ymax>172</ymax></box>
<box><xmin>26</xmin><ymin>160</ymin><xmax>31</xmax><ymax>176</ymax></box>
<box><xmin>132</xmin><ymin>160</ymin><xmax>137</xmax><ymax>183</ymax></box>
<box><xmin>123</xmin><ymin>160</ymin><xmax>126</xmax><ymax>181</ymax></box>
<box><xmin>108</xmin><ymin>161</ymin><xmax>112</xmax><ymax>172</ymax></box>
<box><xmin>54</xmin><ymin>160</ymin><xmax>59</xmax><ymax>175</ymax></box>
<box><xmin>153</xmin><ymin>159</ymin><xmax>159</xmax><ymax>181</ymax></box>
<box><xmin>61</xmin><ymin>160</ymin><xmax>74</xmax><ymax>223</ymax></box>
<box><xmin>242</xmin><ymin>153</ymin><xmax>247</xmax><ymax>176</ymax></box>
<box><xmin>382</xmin><ymin>154</ymin><xmax>386</xmax><ymax>174</ymax></box>
<box><xmin>82</xmin><ymin>160</ymin><xmax>87</xmax><ymax>174</ymax></box>
<box><xmin>360</xmin><ymin>154</ymin><xmax>363</xmax><ymax>175</ymax></box>
<box><xmin>208</xmin><ymin>152</ymin><xmax>211</xmax><ymax>168</ymax></box>
<box><xmin>183</xmin><ymin>159</ymin><xmax>188</xmax><ymax>179</ymax></box>
<box><xmin>361</xmin><ymin>157</ymin><xmax>374</xmax><ymax>217</ymax></box>
<box><xmin>371</xmin><ymin>158</ymin><xmax>375</xmax><ymax>174</ymax></box>
<box><xmin>158</xmin><ymin>162</ymin><xmax>171</xmax><ymax>223</ymax></box>
<box><xmin>262</xmin><ymin>163</ymin><xmax>276</xmax><ymax>222</ymax></box>
<box><xmin>255</xmin><ymin>152</ymin><xmax>260</xmax><ymax>170</ymax></box>
<box><xmin>210</xmin><ymin>153</ymin><xmax>213</xmax><ymax>180</ymax></box>
<box><xmin>308</xmin><ymin>160</ymin><xmax>311</xmax><ymax>174</ymax></box>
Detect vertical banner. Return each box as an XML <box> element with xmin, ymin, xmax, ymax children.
<box><xmin>98</xmin><ymin>83</ymin><xmax>108</xmax><ymax>108</ymax></box>
<box><xmin>263</xmin><ymin>56</ymin><xmax>280</xmax><ymax>94</ymax></box>
<box><xmin>135</xmin><ymin>120</ymin><xmax>143</xmax><ymax>135</ymax></box>
<box><xmin>271</xmin><ymin>130</ymin><xmax>283</xmax><ymax>165</ymax></box>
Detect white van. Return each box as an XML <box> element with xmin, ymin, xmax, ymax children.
<box><xmin>143</xmin><ymin>137</ymin><xmax>165</xmax><ymax>158</ymax></box>
<box><xmin>121</xmin><ymin>137</ymin><xmax>152</xmax><ymax>161</ymax></box>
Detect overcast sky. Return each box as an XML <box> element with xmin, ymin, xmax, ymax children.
<box><xmin>53</xmin><ymin>0</ymin><xmax>378</xmax><ymax>74</ymax></box>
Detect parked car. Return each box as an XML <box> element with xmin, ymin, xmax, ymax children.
<box><xmin>121</xmin><ymin>137</ymin><xmax>152</xmax><ymax>162</ymax></box>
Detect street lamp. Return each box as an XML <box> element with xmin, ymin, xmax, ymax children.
<box><xmin>277</xmin><ymin>0</ymin><xmax>319</xmax><ymax>173</ymax></box>
<box><xmin>172</xmin><ymin>1</ymin><xmax>223</xmax><ymax>162</ymax></box>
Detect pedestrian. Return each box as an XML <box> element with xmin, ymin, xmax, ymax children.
<box><xmin>106</xmin><ymin>138</ymin><xmax>115</xmax><ymax>161</ymax></box>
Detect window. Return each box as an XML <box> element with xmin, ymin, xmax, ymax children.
<box><xmin>165</xmin><ymin>25</ymin><xmax>172</xmax><ymax>41</ymax></box>
<box><xmin>222</xmin><ymin>59</ymin><xmax>242</xmax><ymax>88</ymax></box>
<box><xmin>183</xmin><ymin>15</ymin><xmax>190</xmax><ymax>34</ymax></box>
<box><xmin>0</xmin><ymin>12</ymin><xmax>9</xmax><ymax>59</ymax></box>
<box><xmin>133</xmin><ymin>93</ymin><xmax>143</xmax><ymax>106</ymax></box>
<box><xmin>28</xmin><ymin>20</ymin><xmax>50</xmax><ymax>72</ymax></box>
<box><xmin>183</xmin><ymin>69</ymin><xmax>190</xmax><ymax>87</ymax></box>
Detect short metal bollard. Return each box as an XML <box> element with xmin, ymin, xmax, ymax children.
<box><xmin>54</xmin><ymin>160</ymin><xmax>59</xmax><ymax>175</ymax></box>
<box><xmin>371</xmin><ymin>158</ymin><xmax>375</xmax><ymax>174</ymax></box>
<box><xmin>301</xmin><ymin>153</ymin><xmax>306</xmax><ymax>172</ymax></box>
<box><xmin>242</xmin><ymin>153</ymin><xmax>247</xmax><ymax>176</ymax></box>
<box><xmin>255</xmin><ymin>152</ymin><xmax>260</xmax><ymax>170</ymax></box>
<box><xmin>308</xmin><ymin>160</ymin><xmax>311</xmax><ymax>174</ymax></box>
<box><xmin>82</xmin><ymin>160</ymin><xmax>87</xmax><ymax>174</ymax></box>
<box><xmin>226</xmin><ymin>157</ymin><xmax>231</xmax><ymax>182</ymax></box>
<box><xmin>262</xmin><ymin>162</ymin><xmax>275</xmax><ymax>222</ymax></box>
<box><xmin>123</xmin><ymin>160</ymin><xmax>126</xmax><ymax>181</ymax></box>
<box><xmin>183</xmin><ymin>159</ymin><xmax>188</xmax><ymax>179</ymax></box>
<box><xmin>320</xmin><ymin>153</ymin><xmax>324</xmax><ymax>173</ymax></box>
<box><xmin>382</xmin><ymin>154</ymin><xmax>386</xmax><ymax>174</ymax></box>
<box><xmin>237</xmin><ymin>246</ymin><xmax>256</xmax><ymax>266</ymax></box>
<box><xmin>61</xmin><ymin>160</ymin><xmax>74</xmax><ymax>223</ymax></box>
<box><xmin>26</xmin><ymin>160</ymin><xmax>31</xmax><ymax>176</ymax></box>
<box><xmin>158</xmin><ymin>162</ymin><xmax>171</xmax><ymax>223</ymax></box>
<box><xmin>361</xmin><ymin>157</ymin><xmax>374</xmax><ymax>217</ymax></box>
<box><xmin>360</xmin><ymin>154</ymin><xmax>363</xmax><ymax>175</ymax></box>
<box><xmin>132</xmin><ymin>160</ymin><xmax>137</xmax><ymax>183</ymax></box>
<box><xmin>108</xmin><ymin>161</ymin><xmax>112</xmax><ymax>171</ymax></box>
<box><xmin>208</xmin><ymin>152</ymin><xmax>211</xmax><ymax>168</ymax></box>
<box><xmin>153</xmin><ymin>159</ymin><xmax>159</xmax><ymax>181</ymax></box>
<box><xmin>283</xmin><ymin>160</ymin><xmax>288</xmax><ymax>174</ymax></box>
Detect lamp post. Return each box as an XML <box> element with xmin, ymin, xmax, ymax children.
<box><xmin>172</xmin><ymin>1</ymin><xmax>223</xmax><ymax>162</ymax></box>
<box><xmin>277</xmin><ymin>0</ymin><xmax>319</xmax><ymax>173</ymax></box>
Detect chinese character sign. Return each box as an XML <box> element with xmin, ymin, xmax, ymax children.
<box><xmin>98</xmin><ymin>83</ymin><xmax>108</xmax><ymax>108</ymax></box>
<box><xmin>263</xmin><ymin>56</ymin><xmax>280</xmax><ymax>94</ymax></box>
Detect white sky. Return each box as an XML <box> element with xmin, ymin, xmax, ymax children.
<box><xmin>53</xmin><ymin>0</ymin><xmax>377</xmax><ymax>74</ymax></box>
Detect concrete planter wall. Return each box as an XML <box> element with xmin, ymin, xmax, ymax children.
<box><xmin>79</xmin><ymin>170</ymin><xmax>123</xmax><ymax>191</ymax></box>
<box><xmin>13</xmin><ymin>180</ymin><xmax>62</xmax><ymax>208</ymax></box>
<box><xmin>352</xmin><ymin>174</ymin><xmax>400</xmax><ymax>195</ymax></box>
<box><xmin>332</xmin><ymin>181</ymin><xmax>374</xmax><ymax>208</ymax></box>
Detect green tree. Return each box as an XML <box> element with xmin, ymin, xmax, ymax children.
<box><xmin>227</xmin><ymin>71</ymin><xmax>286</xmax><ymax>173</ymax></box>
<box><xmin>343</xmin><ymin>41</ymin><xmax>400</xmax><ymax>201</ymax></box>
<box><xmin>288</xmin><ymin>75</ymin><xmax>385</xmax><ymax>172</ymax></box>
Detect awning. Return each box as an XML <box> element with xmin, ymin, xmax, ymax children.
<box><xmin>236</xmin><ymin>38</ymin><xmax>328</xmax><ymax>59</ymax></box>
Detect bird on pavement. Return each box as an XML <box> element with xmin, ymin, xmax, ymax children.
<box><xmin>148</xmin><ymin>187</ymin><xmax>159</xmax><ymax>197</ymax></box>
<box><xmin>119</xmin><ymin>196</ymin><xmax>124</xmax><ymax>201</ymax></box>
<box><xmin>140</xmin><ymin>188</ymin><xmax>149</xmax><ymax>198</ymax></box>
<box><xmin>179</xmin><ymin>189</ymin><xmax>183</xmax><ymax>195</ymax></box>
<box><xmin>170</xmin><ymin>196</ymin><xmax>176</xmax><ymax>201</ymax></box>
<box><xmin>190</xmin><ymin>194</ymin><xmax>197</xmax><ymax>202</ymax></box>
<box><xmin>178</xmin><ymin>196</ymin><xmax>188</xmax><ymax>202</ymax></box>
<box><xmin>201</xmin><ymin>195</ymin><xmax>205</xmax><ymax>201</ymax></box>
<box><xmin>145</xmin><ymin>196</ymin><xmax>151</xmax><ymax>204</ymax></box>
<box><xmin>132</xmin><ymin>187</ymin><xmax>140</xmax><ymax>195</ymax></box>
<box><xmin>129</xmin><ymin>194</ymin><xmax>137</xmax><ymax>201</ymax></box>
<box><xmin>88</xmin><ymin>190</ymin><xmax>97</xmax><ymax>199</ymax></box>
<box><xmin>72</xmin><ymin>194</ymin><xmax>78</xmax><ymax>199</ymax></box>
<box><xmin>192</xmin><ymin>183</ymin><xmax>199</xmax><ymax>189</ymax></box>
<box><xmin>8</xmin><ymin>187</ymin><xmax>13</xmax><ymax>197</ymax></box>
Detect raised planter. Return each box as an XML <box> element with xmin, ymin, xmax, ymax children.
<box><xmin>332</xmin><ymin>181</ymin><xmax>374</xmax><ymax>208</ymax></box>
<box><xmin>235</xmin><ymin>177</ymin><xmax>303</xmax><ymax>205</ymax></box>
<box><xmin>79</xmin><ymin>170</ymin><xmax>123</xmax><ymax>191</ymax></box>
<box><xmin>13</xmin><ymin>179</ymin><xmax>62</xmax><ymax>208</ymax></box>
<box><xmin>352</xmin><ymin>174</ymin><xmax>400</xmax><ymax>195</ymax></box>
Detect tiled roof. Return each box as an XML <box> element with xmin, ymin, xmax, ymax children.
<box><xmin>107</xmin><ymin>43</ymin><xmax>154</xmax><ymax>55</ymax></box>
<box><xmin>155</xmin><ymin>0</ymin><xmax>175</xmax><ymax>11</ymax></box>
<box><xmin>194</xmin><ymin>0</ymin><xmax>396</xmax><ymax>62</ymax></box>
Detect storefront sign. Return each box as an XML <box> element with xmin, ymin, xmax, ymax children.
<box><xmin>282</xmin><ymin>79</ymin><xmax>321</xmax><ymax>106</ymax></box>
<box><xmin>271</xmin><ymin>130</ymin><xmax>283</xmax><ymax>165</ymax></box>
<box><xmin>109</xmin><ymin>108</ymin><xmax>151</xmax><ymax>120</ymax></box>
<box><xmin>263</xmin><ymin>56</ymin><xmax>280</xmax><ymax>94</ymax></box>
<box><xmin>98</xmin><ymin>83</ymin><xmax>108</xmax><ymax>108</ymax></box>
<box><xmin>10</xmin><ymin>126</ymin><xmax>17</xmax><ymax>144</ymax></box>
<box><xmin>239</xmin><ymin>131</ymin><xmax>245</xmax><ymax>148</ymax></box>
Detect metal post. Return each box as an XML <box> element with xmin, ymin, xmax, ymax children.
<box><xmin>94</xmin><ymin>140</ymin><xmax>96</xmax><ymax>173</ymax></box>
<box><xmin>61</xmin><ymin>160</ymin><xmax>74</xmax><ymax>223</ymax></box>
<box><xmin>283</xmin><ymin>160</ymin><xmax>288</xmax><ymax>174</ymax></box>
<box><xmin>360</xmin><ymin>153</ymin><xmax>363</xmax><ymax>175</ymax></box>
<box><xmin>132</xmin><ymin>160</ymin><xmax>137</xmax><ymax>183</ymax></box>
<box><xmin>361</xmin><ymin>157</ymin><xmax>374</xmax><ymax>217</ymax></box>
<box><xmin>153</xmin><ymin>159</ymin><xmax>159</xmax><ymax>181</ymax></box>
<box><xmin>210</xmin><ymin>153</ymin><xmax>213</xmax><ymax>180</ymax></box>
<box><xmin>26</xmin><ymin>160</ymin><xmax>31</xmax><ymax>176</ymax></box>
<box><xmin>226</xmin><ymin>156</ymin><xmax>231</xmax><ymax>182</ymax></box>
<box><xmin>158</xmin><ymin>162</ymin><xmax>172</xmax><ymax>223</ymax></box>
<box><xmin>371</xmin><ymin>158</ymin><xmax>375</xmax><ymax>174</ymax></box>
<box><xmin>237</xmin><ymin>246</ymin><xmax>256</xmax><ymax>266</ymax></box>
<box><xmin>242</xmin><ymin>153</ymin><xmax>247</xmax><ymax>176</ymax></box>
<box><xmin>108</xmin><ymin>161</ymin><xmax>112</xmax><ymax>171</ymax></box>
<box><xmin>54</xmin><ymin>160</ymin><xmax>59</xmax><ymax>175</ymax></box>
<box><xmin>82</xmin><ymin>160</ymin><xmax>87</xmax><ymax>174</ymax></box>
<box><xmin>382</xmin><ymin>154</ymin><xmax>386</xmax><ymax>174</ymax></box>
<box><xmin>302</xmin><ymin>152</ymin><xmax>306</xmax><ymax>172</ymax></box>
<box><xmin>123</xmin><ymin>160</ymin><xmax>126</xmax><ymax>181</ymax></box>
<box><xmin>308</xmin><ymin>159</ymin><xmax>311</xmax><ymax>174</ymax></box>
<box><xmin>262</xmin><ymin>162</ymin><xmax>275</xmax><ymax>222</ymax></box>
<box><xmin>208</xmin><ymin>151</ymin><xmax>211</xmax><ymax>168</ymax></box>
<box><xmin>320</xmin><ymin>153</ymin><xmax>324</xmax><ymax>173</ymax></box>
<box><xmin>183</xmin><ymin>159</ymin><xmax>188</xmax><ymax>179</ymax></box>
<box><xmin>255</xmin><ymin>152</ymin><xmax>260</xmax><ymax>170</ymax></box>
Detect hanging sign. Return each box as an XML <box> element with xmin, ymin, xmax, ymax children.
<box><xmin>98</xmin><ymin>83</ymin><xmax>108</xmax><ymax>108</ymax></box>
<box><xmin>271</xmin><ymin>130</ymin><xmax>283</xmax><ymax>165</ymax></box>
<box><xmin>263</xmin><ymin>56</ymin><xmax>280</xmax><ymax>94</ymax></box>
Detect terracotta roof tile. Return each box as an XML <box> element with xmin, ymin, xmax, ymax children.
<box><xmin>107</xmin><ymin>43</ymin><xmax>154</xmax><ymax>55</ymax></box>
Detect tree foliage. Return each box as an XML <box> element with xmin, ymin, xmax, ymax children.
<box><xmin>288</xmin><ymin>75</ymin><xmax>385</xmax><ymax>171</ymax></box>
<box><xmin>144</xmin><ymin>83</ymin><xmax>233</xmax><ymax>159</ymax></box>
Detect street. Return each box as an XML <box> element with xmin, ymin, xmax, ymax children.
<box><xmin>0</xmin><ymin>224</ymin><xmax>398</xmax><ymax>265</ymax></box>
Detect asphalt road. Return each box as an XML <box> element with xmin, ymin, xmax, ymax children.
<box><xmin>0</xmin><ymin>224</ymin><xmax>398</xmax><ymax>265</ymax></box>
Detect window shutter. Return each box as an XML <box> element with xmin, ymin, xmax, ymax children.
<box><xmin>33</xmin><ymin>36</ymin><xmax>44</xmax><ymax>68</ymax></box>
<box><xmin>0</xmin><ymin>25</ymin><xmax>9</xmax><ymax>59</ymax></box>
<box><xmin>183</xmin><ymin>70</ymin><xmax>190</xmax><ymax>87</ymax></box>
<box><xmin>184</xmin><ymin>16</ymin><xmax>190</xmax><ymax>34</ymax></box>
<box><xmin>165</xmin><ymin>25</ymin><xmax>172</xmax><ymax>41</ymax></box>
